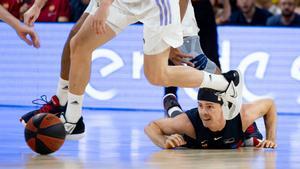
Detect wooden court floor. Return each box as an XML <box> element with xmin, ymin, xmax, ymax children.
<box><xmin>0</xmin><ymin>107</ymin><xmax>300</xmax><ymax>169</ymax></box>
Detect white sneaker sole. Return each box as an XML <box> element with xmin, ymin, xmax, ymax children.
<box><xmin>66</xmin><ymin>133</ymin><xmax>85</xmax><ymax>140</ymax></box>
<box><xmin>222</xmin><ymin>69</ymin><xmax>244</xmax><ymax>120</ymax></box>
<box><xmin>21</xmin><ymin>120</ymin><xmax>27</xmax><ymax>126</ymax></box>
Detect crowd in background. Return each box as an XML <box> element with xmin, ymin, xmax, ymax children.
<box><xmin>1</xmin><ymin>0</ymin><xmax>300</xmax><ymax>26</ymax></box>
<box><xmin>1</xmin><ymin>0</ymin><xmax>299</xmax><ymax>73</ymax></box>
<box><xmin>214</xmin><ymin>0</ymin><xmax>300</xmax><ymax>26</ymax></box>
<box><xmin>0</xmin><ymin>0</ymin><xmax>88</xmax><ymax>22</ymax></box>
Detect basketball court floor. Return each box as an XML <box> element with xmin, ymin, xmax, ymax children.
<box><xmin>0</xmin><ymin>106</ymin><xmax>300</xmax><ymax>169</ymax></box>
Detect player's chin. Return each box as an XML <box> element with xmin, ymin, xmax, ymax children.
<box><xmin>202</xmin><ymin>120</ymin><xmax>212</xmax><ymax>128</ymax></box>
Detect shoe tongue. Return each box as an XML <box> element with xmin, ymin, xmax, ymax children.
<box><xmin>51</xmin><ymin>96</ymin><xmax>60</xmax><ymax>106</ymax></box>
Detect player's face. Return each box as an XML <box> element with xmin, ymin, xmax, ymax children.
<box><xmin>280</xmin><ymin>0</ymin><xmax>296</xmax><ymax>17</ymax></box>
<box><xmin>238</xmin><ymin>0</ymin><xmax>255</xmax><ymax>13</ymax></box>
<box><xmin>198</xmin><ymin>100</ymin><xmax>223</xmax><ymax>129</ymax></box>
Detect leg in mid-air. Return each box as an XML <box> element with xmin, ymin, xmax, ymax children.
<box><xmin>164</xmin><ymin>35</ymin><xmax>221</xmax><ymax>97</ymax></box>
<box><xmin>143</xmin><ymin>47</ymin><xmax>243</xmax><ymax>120</ymax></box>
<box><xmin>163</xmin><ymin>0</ymin><xmax>221</xmax><ymax>99</ymax></box>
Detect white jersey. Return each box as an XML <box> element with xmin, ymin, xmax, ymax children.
<box><xmin>181</xmin><ymin>0</ymin><xmax>199</xmax><ymax>37</ymax></box>
<box><xmin>121</xmin><ymin>0</ymin><xmax>141</xmax><ymax>3</ymax></box>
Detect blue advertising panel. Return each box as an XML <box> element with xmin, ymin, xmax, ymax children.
<box><xmin>0</xmin><ymin>23</ymin><xmax>299</xmax><ymax>113</ymax></box>
<box><xmin>218</xmin><ymin>26</ymin><xmax>300</xmax><ymax>114</ymax></box>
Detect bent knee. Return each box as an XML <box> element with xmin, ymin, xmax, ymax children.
<box><xmin>70</xmin><ymin>22</ymin><xmax>82</xmax><ymax>36</ymax></box>
<box><xmin>70</xmin><ymin>35</ymin><xmax>87</xmax><ymax>54</ymax></box>
<box><xmin>69</xmin><ymin>36</ymin><xmax>91</xmax><ymax>61</ymax></box>
<box><xmin>70</xmin><ymin>35</ymin><xmax>79</xmax><ymax>50</ymax></box>
<box><xmin>267</xmin><ymin>98</ymin><xmax>275</xmax><ymax>107</ymax></box>
<box><xmin>144</xmin><ymin>71</ymin><xmax>169</xmax><ymax>86</ymax></box>
<box><xmin>70</xmin><ymin>37</ymin><xmax>80</xmax><ymax>58</ymax></box>
<box><xmin>69</xmin><ymin>27</ymin><xmax>79</xmax><ymax>38</ymax></box>
<box><xmin>263</xmin><ymin>98</ymin><xmax>275</xmax><ymax>104</ymax></box>
<box><xmin>69</xmin><ymin>13</ymin><xmax>88</xmax><ymax>37</ymax></box>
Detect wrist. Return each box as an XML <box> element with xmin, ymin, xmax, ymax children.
<box><xmin>266</xmin><ymin>136</ymin><xmax>276</xmax><ymax>142</ymax></box>
<box><xmin>32</xmin><ymin>3</ymin><xmax>43</xmax><ymax>10</ymax></box>
<box><xmin>101</xmin><ymin>0</ymin><xmax>113</xmax><ymax>7</ymax></box>
<box><xmin>10</xmin><ymin>18</ymin><xmax>22</xmax><ymax>31</ymax></box>
<box><xmin>162</xmin><ymin>136</ymin><xmax>169</xmax><ymax>149</ymax></box>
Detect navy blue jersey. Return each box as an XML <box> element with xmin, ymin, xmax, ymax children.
<box><xmin>183</xmin><ymin>108</ymin><xmax>244</xmax><ymax>149</ymax></box>
<box><xmin>267</xmin><ymin>14</ymin><xmax>300</xmax><ymax>27</ymax></box>
<box><xmin>229</xmin><ymin>7</ymin><xmax>273</xmax><ymax>26</ymax></box>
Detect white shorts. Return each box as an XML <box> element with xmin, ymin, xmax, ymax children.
<box><xmin>84</xmin><ymin>0</ymin><xmax>183</xmax><ymax>55</ymax></box>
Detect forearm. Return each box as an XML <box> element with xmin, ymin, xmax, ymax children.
<box><xmin>144</xmin><ymin>122</ymin><xmax>168</xmax><ymax>149</ymax></box>
<box><xmin>224</xmin><ymin>0</ymin><xmax>231</xmax><ymax>11</ymax></box>
<box><xmin>264</xmin><ymin>102</ymin><xmax>277</xmax><ymax>141</ymax></box>
<box><xmin>102</xmin><ymin>0</ymin><xmax>114</xmax><ymax>6</ymax></box>
<box><xmin>223</xmin><ymin>0</ymin><xmax>231</xmax><ymax>13</ymax></box>
<box><xmin>179</xmin><ymin>0</ymin><xmax>189</xmax><ymax>21</ymax></box>
<box><xmin>32</xmin><ymin>0</ymin><xmax>48</xmax><ymax>9</ymax></box>
<box><xmin>0</xmin><ymin>5</ymin><xmax>20</xmax><ymax>30</ymax></box>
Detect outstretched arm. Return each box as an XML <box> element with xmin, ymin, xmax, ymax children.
<box><xmin>144</xmin><ymin>113</ymin><xmax>193</xmax><ymax>149</ymax></box>
<box><xmin>241</xmin><ymin>99</ymin><xmax>277</xmax><ymax>148</ymax></box>
<box><xmin>0</xmin><ymin>5</ymin><xmax>40</xmax><ymax>48</ymax></box>
<box><xmin>0</xmin><ymin>5</ymin><xmax>20</xmax><ymax>29</ymax></box>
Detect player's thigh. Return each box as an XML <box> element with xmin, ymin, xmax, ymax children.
<box><xmin>144</xmin><ymin>48</ymin><xmax>170</xmax><ymax>80</ymax></box>
<box><xmin>71</xmin><ymin>16</ymin><xmax>116</xmax><ymax>53</ymax></box>
<box><xmin>70</xmin><ymin>13</ymin><xmax>89</xmax><ymax>36</ymax></box>
<box><xmin>71</xmin><ymin>1</ymin><xmax>136</xmax><ymax>52</ymax></box>
<box><xmin>142</xmin><ymin>0</ymin><xmax>182</xmax><ymax>55</ymax></box>
<box><xmin>70</xmin><ymin>0</ymin><xmax>95</xmax><ymax>34</ymax></box>
<box><xmin>143</xmin><ymin>24</ymin><xmax>183</xmax><ymax>77</ymax></box>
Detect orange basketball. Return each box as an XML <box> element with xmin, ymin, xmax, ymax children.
<box><xmin>24</xmin><ymin>113</ymin><xmax>66</xmax><ymax>155</ymax></box>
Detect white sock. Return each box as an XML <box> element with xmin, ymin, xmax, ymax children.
<box><xmin>168</xmin><ymin>106</ymin><xmax>183</xmax><ymax>117</ymax></box>
<box><xmin>200</xmin><ymin>71</ymin><xmax>229</xmax><ymax>91</ymax></box>
<box><xmin>65</xmin><ymin>92</ymin><xmax>84</xmax><ymax>123</ymax></box>
<box><xmin>56</xmin><ymin>78</ymin><xmax>69</xmax><ymax>106</ymax></box>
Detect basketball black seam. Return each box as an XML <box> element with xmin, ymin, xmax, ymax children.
<box><xmin>39</xmin><ymin>123</ymin><xmax>66</xmax><ymax>139</ymax></box>
<box><xmin>33</xmin><ymin>113</ymin><xmax>47</xmax><ymax>131</ymax></box>
<box><xmin>36</xmin><ymin>138</ymin><xmax>53</xmax><ymax>154</ymax></box>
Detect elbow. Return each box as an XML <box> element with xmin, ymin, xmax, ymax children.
<box><xmin>144</xmin><ymin>121</ymin><xmax>157</xmax><ymax>136</ymax></box>
<box><xmin>144</xmin><ymin>122</ymin><xmax>168</xmax><ymax>149</ymax></box>
<box><xmin>267</xmin><ymin>98</ymin><xmax>277</xmax><ymax>112</ymax></box>
<box><xmin>144</xmin><ymin>123</ymin><xmax>151</xmax><ymax>135</ymax></box>
<box><xmin>263</xmin><ymin>98</ymin><xmax>276</xmax><ymax>111</ymax></box>
<box><xmin>266</xmin><ymin>98</ymin><xmax>275</xmax><ymax>105</ymax></box>
<box><xmin>263</xmin><ymin>98</ymin><xmax>277</xmax><ymax>118</ymax></box>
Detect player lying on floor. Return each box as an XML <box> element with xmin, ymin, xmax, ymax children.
<box><xmin>145</xmin><ymin>88</ymin><xmax>277</xmax><ymax>149</ymax></box>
